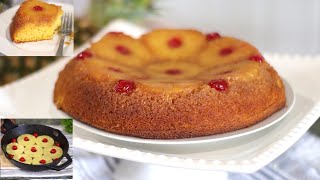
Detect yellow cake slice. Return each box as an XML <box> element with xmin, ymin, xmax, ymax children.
<box><xmin>10</xmin><ymin>0</ymin><xmax>63</xmax><ymax>43</ymax></box>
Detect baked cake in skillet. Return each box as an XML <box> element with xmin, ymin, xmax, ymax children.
<box><xmin>54</xmin><ymin>29</ymin><xmax>286</xmax><ymax>139</ymax></box>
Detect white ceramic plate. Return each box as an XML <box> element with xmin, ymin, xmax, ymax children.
<box><xmin>74</xmin><ymin>80</ymin><xmax>295</xmax><ymax>145</ymax></box>
<box><xmin>0</xmin><ymin>2</ymin><xmax>74</xmax><ymax>56</ymax></box>
<box><xmin>0</xmin><ymin>20</ymin><xmax>319</xmax><ymax>173</ymax></box>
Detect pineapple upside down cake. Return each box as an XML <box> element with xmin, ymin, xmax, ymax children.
<box><xmin>54</xmin><ymin>29</ymin><xmax>286</xmax><ymax>139</ymax></box>
<box><xmin>10</xmin><ymin>0</ymin><xmax>63</xmax><ymax>43</ymax></box>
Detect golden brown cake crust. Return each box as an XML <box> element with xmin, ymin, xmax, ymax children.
<box><xmin>54</xmin><ymin>30</ymin><xmax>286</xmax><ymax>139</ymax></box>
<box><xmin>10</xmin><ymin>0</ymin><xmax>63</xmax><ymax>43</ymax></box>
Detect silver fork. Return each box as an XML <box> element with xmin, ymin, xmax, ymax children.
<box><xmin>56</xmin><ymin>13</ymin><xmax>73</xmax><ymax>56</ymax></box>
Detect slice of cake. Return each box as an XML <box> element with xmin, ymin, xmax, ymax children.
<box><xmin>10</xmin><ymin>0</ymin><xmax>63</xmax><ymax>43</ymax></box>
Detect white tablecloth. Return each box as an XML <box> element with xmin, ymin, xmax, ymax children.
<box><xmin>75</xmin><ymin>122</ymin><xmax>320</xmax><ymax>180</ymax></box>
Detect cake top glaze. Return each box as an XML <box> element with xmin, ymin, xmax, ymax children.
<box><xmin>73</xmin><ymin>29</ymin><xmax>265</xmax><ymax>94</ymax></box>
<box><xmin>13</xmin><ymin>0</ymin><xmax>62</xmax><ymax>25</ymax></box>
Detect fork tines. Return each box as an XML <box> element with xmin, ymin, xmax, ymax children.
<box><xmin>61</xmin><ymin>13</ymin><xmax>73</xmax><ymax>35</ymax></box>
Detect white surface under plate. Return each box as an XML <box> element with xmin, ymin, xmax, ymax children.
<box><xmin>74</xmin><ymin>80</ymin><xmax>295</xmax><ymax>145</ymax></box>
<box><xmin>0</xmin><ymin>20</ymin><xmax>320</xmax><ymax>173</ymax></box>
<box><xmin>0</xmin><ymin>2</ymin><xmax>74</xmax><ymax>56</ymax></box>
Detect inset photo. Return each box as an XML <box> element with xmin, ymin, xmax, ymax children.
<box><xmin>0</xmin><ymin>0</ymin><xmax>74</xmax><ymax>56</ymax></box>
<box><xmin>0</xmin><ymin>119</ymin><xmax>73</xmax><ymax>179</ymax></box>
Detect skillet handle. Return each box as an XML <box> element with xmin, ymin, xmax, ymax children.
<box><xmin>45</xmin><ymin>153</ymin><xmax>72</xmax><ymax>171</ymax></box>
<box><xmin>1</xmin><ymin>119</ymin><xmax>18</xmax><ymax>134</ymax></box>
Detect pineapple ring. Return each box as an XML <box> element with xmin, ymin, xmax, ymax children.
<box><xmin>141</xmin><ymin>29</ymin><xmax>206</xmax><ymax>61</ymax></box>
<box><xmin>35</xmin><ymin>135</ymin><xmax>54</xmax><ymax>148</ymax></box>
<box><xmin>43</xmin><ymin>146</ymin><xmax>63</xmax><ymax>160</ymax></box>
<box><xmin>24</xmin><ymin>145</ymin><xmax>44</xmax><ymax>158</ymax></box>
<box><xmin>13</xmin><ymin>154</ymin><xmax>33</xmax><ymax>165</ymax></box>
<box><xmin>6</xmin><ymin>143</ymin><xmax>24</xmax><ymax>155</ymax></box>
<box><xmin>90</xmin><ymin>33</ymin><xmax>152</xmax><ymax>67</ymax></box>
<box><xmin>17</xmin><ymin>134</ymin><xmax>36</xmax><ymax>146</ymax></box>
<box><xmin>198</xmin><ymin>37</ymin><xmax>259</xmax><ymax>68</ymax></box>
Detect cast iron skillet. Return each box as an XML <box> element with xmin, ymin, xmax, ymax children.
<box><xmin>1</xmin><ymin>119</ymin><xmax>72</xmax><ymax>171</ymax></box>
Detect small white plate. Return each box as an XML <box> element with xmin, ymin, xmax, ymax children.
<box><xmin>0</xmin><ymin>2</ymin><xmax>74</xmax><ymax>56</ymax></box>
<box><xmin>74</xmin><ymin>80</ymin><xmax>295</xmax><ymax>145</ymax></box>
